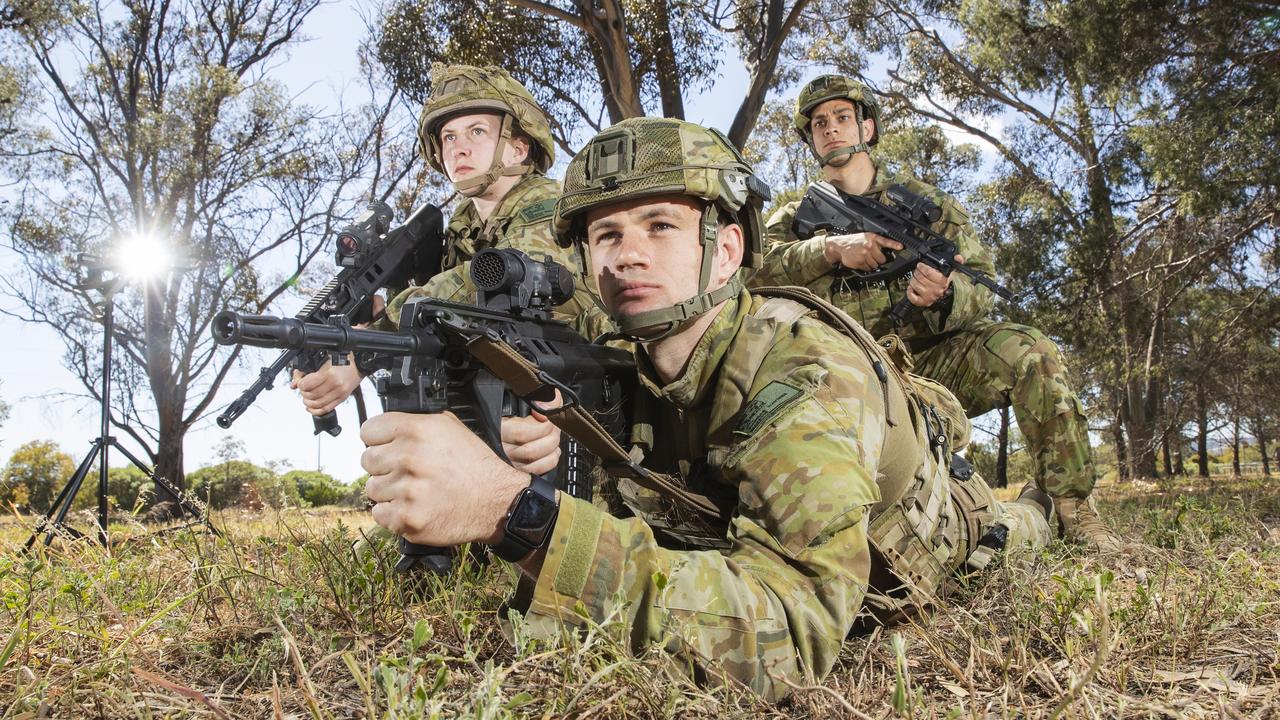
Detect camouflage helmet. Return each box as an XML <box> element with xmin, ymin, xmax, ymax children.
<box><xmin>418</xmin><ymin>64</ymin><xmax>556</xmax><ymax>194</ymax></box>
<box><xmin>793</xmin><ymin>74</ymin><xmax>881</xmax><ymax>166</ymax></box>
<box><xmin>553</xmin><ymin>117</ymin><xmax>771</xmax><ymax>339</ymax></box>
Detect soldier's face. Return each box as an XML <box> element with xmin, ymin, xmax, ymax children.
<box><xmin>809</xmin><ymin>99</ymin><xmax>874</xmax><ymax>154</ymax></box>
<box><xmin>584</xmin><ymin>195</ymin><xmax>743</xmax><ymax>324</ymax></box>
<box><xmin>438</xmin><ymin>112</ymin><xmax>529</xmax><ymax>183</ymax></box>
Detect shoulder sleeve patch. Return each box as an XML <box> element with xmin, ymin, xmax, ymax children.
<box><xmin>734</xmin><ymin>380</ymin><xmax>805</xmax><ymax>438</ymax></box>
<box><xmin>517</xmin><ymin>198</ymin><xmax>556</xmax><ymax>225</ymax></box>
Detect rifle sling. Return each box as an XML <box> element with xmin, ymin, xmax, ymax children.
<box><xmin>462</xmin><ymin>334</ymin><xmax>723</xmax><ymax>520</ymax></box>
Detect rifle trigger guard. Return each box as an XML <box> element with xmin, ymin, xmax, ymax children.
<box><xmin>527</xmin><ymin>370</ymin><xmax>582</xmax><ymax>416</ymax></box>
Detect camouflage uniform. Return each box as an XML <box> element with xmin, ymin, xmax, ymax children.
<box><xmin>515</xmin><ymin>117</ymin><xmax>1053</xmax><ymax>700</ymax></box>
<box><xmin>517</xmin><ymin>287</ymin><xmax>1052</xmax><ymax>699</ymax></box>
<box><xmin>383</xmin><ymin>174</ymin><xmax>597</xmax><ymax>326</ymax></box>
<box><xmin>757</xmin><ymin>169</ymin><xmax>1097</xmax><ymax>502</ymax></box>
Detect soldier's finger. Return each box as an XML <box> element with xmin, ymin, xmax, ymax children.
<box><xmin>915</xmin><ymin>263</ymin><xmax>944</xmax><ymax>284</ymax></box>
<box><xmin>954</xmin><ymin>253</ymin><xmax>964</xmax><ymax>264</ymax></box>
<box><xmin>369</xmin><ymin>499</ymin><xmax>404</xmax><ymax>535</ymax></box>
<box><xmin>870</xmin><ymin>232</ymin><xmax>903</xmax><ymax>251</ymax></box>
<box><xmin>505</xmin><ymin>426</ymin><xmax>561</xmax><ymax>465</ymax></box>
<box><xmin>501</xmin><ymin>417</ymin><xmax>555</xmax><ymax>447</ymax></box>
<box><xmin>360</xmin><ymin>413</ymin><xmax>404</xmax><ymax>447</ymax></box>
<box><xmin>519</xmin><ymin>447</ymin><xmax>561</xmax><ymax>476</ymax></box>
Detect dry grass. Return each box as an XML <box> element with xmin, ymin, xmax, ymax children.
<box><xmin>2</xmin><ymin>475</ymin><xmax>1278</xmax><ymax>718</ymax></box>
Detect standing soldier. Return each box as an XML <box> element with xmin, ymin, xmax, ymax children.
<box><xmin>754</xmin><ymin>75</ymin><xmax>1120</xmax><ymax>551</ymax></box>
<box><xmin>358</xmin><ymin>117</ymin><xmax>1056</xmax><ymax>699</ymax></box>
<box><xmin>293</xmin><ymin>64</ymin><xmax>598</xmax><ymax>419</ymax></box>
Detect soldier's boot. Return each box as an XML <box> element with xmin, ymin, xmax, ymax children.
<box><xmin>1056</xmin><ymin>495</ymin><xmax>1123</xmax><ymax>552</ymax></box>
<box><xmin>965</xmin><ymin>484</ymin><xmax>1056</xmax><ymax>571</ymax></box>
<box><xmin>1015</xmin><ymin>483</ymin><xmax>1054</xmax><ymax>525</ymax></box>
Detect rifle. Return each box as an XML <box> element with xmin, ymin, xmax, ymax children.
<box><xmin>212</xmin><ymin>249</ymin><xmax>634</xmax><ymax>573</ymax></box>
<box><xmin>216</xmin><ymin>201</ymin><xmax>445</xmax><ymax>436</ymax></box>
<box><xmin>791</xmin><ymin>181</ymin><xmax>1016</xmax><ymax>325</ymax></box>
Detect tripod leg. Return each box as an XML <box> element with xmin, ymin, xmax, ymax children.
<box><xmin>25</xmin><ymin>439</ymin><xmax>102</xmax><ymax>550</ymax></box>
<box><xmin>112</xmin><ymin>442</ymin><xmax>219</xmax><ymax>537</ymax></box>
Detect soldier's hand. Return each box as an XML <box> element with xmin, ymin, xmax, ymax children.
<box><xmin>823</xmin><ymin>232</ymin><xmax>903</xmax><ymax>271</ymax></box>
<box><xmin>906</xmin><ymin>254</ymin><xmax>962</xmax><ymax>308</ymax></box>
<box><xmin>289</xmin><ymin>296</ymin><xmax>384</xmax><ymax>415</ymax></box>
<box><xmin>361</xmin><ymin>411</ymin><xmax>529</xmax><ymax>547</ymax></box>
<box><xmin>291</xmin><ymin>356</ymin><xmax>363</xmax><ymax>416</ymax></box>
<box><xmin>501</xmin><ymin>390</ymin><xmax>563</xmax><ymax>476</ymax></box>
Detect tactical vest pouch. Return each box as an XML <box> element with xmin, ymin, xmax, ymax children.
<box><xmin>946</xmin><ymin>454</ymin><xmax>995</xmax><ymax>563</ymax></box>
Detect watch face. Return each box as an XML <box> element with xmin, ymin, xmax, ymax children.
<box><xmin>507</xmin><ymin>486</ymin><xmax>559</xmax><ymax>547</ymax></box>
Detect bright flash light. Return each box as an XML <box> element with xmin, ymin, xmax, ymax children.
<box><xmin>114</xmin><ymin>233</ymin><xmax>174</xmax><ymax>281</ymax></box>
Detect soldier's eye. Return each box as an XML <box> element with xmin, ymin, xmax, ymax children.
<box><xmin>589</xmin><ymin>231</ymin><xmax>620</xmax><ymax>247</ymax></box>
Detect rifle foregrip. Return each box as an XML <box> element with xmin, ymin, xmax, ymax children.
<box><xmin>888</xmin><ymin>296</ymin><xmax>914</xmax><ymax>326</ymax></box>
<box><xmin>313</xmin><ymin>411</ymin><xmax>341</xmax><ymax>437</ymax></box>
<box><xmin>396</xmin><ymin>539</ymin><xmax>457</xmax><ymax>574</ymax></box>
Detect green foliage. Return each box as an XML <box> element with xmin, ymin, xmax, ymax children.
<box><xmin>284</xmin><ymin>470</ymin><xmax>350</xmax><ymax>507</ymax></box>
<box><xmin>107</xmin><ymin>466</ymin><xmax>152</xmax><ymax>513</ymax></box>
<box><xmin>1</xmin><ymin>440</ymin><xmax>75</xmax><ymax>512</ymax></box>
<box><xmin>187</xmin><ymin>460</ymin><xmax>299</xmax><ymax>510</ymax></box>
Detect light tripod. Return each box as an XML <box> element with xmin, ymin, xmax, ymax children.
<box><xmin>24</xmin><ymin>265</ymin><xmax>216</xmax><ymax>551</ymax></box>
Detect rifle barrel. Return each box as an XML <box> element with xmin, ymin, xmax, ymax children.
<box><xmin>212</xmin><ymin>311</ymin><xmax>439</xmax><ymax>356</ymax></box>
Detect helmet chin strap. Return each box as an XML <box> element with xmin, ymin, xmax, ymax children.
<box><xmin>451</xmin><ymin>113</ymin><xmax>535</xmax><ymax>197</ymax></box>
<box><xmin>614</xmin><ymin>204</ymin><xmax>741</xmax><ymax>343</ymax></box>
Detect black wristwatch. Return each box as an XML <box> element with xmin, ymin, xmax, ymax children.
<box><xmin>489</xmin><ymin>475</ymin><xmax>560</xmax><ymax>563</ymax></box>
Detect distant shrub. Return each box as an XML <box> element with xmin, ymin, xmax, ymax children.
<box><xmin>285</xmin><ymin>470</ymin><xmax>349</xmax><ymax>507</ymax></box>
<box><xmin>2</xmin><ymin>440</ymin><xmax>76</xmax><ymax>512</ymax></box>
<box><xmin>108</xmin><ymin>465</ymin><xmax>153</xmax><ymax>513</ymax></box>
<box><xmin>188</xmin><ymin>460</ymin><xmax>300</xmax><ymax>509</ymax></box>
<box><xmin>344</xmin><ymin>474</ymin><xmax>369</xmax><ymax>508</ymax></box>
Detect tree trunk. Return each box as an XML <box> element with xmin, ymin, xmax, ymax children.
<box><xmin>1161</xmin><ymin>433</ymin><xmax>1173</xmax><ymax>477</ymax></box>
<box><xmin>1114</xmin><ymin>397</ymin><xmax>1131</xmax><ymax>481</ymax></box>
<box><xmin>1174</xmin><ymin>446</ymin><xmax>1185</xmax><ymax>476</ymax></box>
<box><xmin>1196</xmin><ymin>384</ymin><xmax>1210</xmax><ymax>478</ymax></box>
<box><xmin>651</xmin><ymin>0</ymin><xmax>684</xmax><ymax>119</ymax></box>
<box><xmin>1258</xmin><ymin>423</ymin><xmax>1271</xmax><ymax>477</ymax></box>
<box><xmin>578</xmin><ymin>0</ymin><xmax>644</xmax><ymax>121</ymax></box>
<box><xmin>727</xmin><ymin>0</ymin><xmax>814</xmax><ymax>148</ymax></box>
<box><xmin>1070</xmin><ymin>79</ymin><xmax>1157</xmax><ymax>480</ymax></box>
<box><xmin>995</xmin><ymin>404</ymin><xmax>1009</xmax><ymax>488</ymax></box>
<box><xmin>1231</xmin><ymin>415</ymin><xmax>1242</xmax><ymax>478</ymax></box>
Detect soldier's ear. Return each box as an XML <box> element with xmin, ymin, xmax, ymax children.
<box><xmin>507</xmin><ymin>133</ymin><xmax>531</xmax><ymax>165</ymax></box>
<box><xmin>714</xmin><ymin>222</ymin><xmax>744</xmax><ymax>285</ymax></box>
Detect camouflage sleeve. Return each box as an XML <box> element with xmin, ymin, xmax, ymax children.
<box><xmin>754</xmin><ymin>201</ymin><xmax>834</xmax><ymax>287</ymax></box>
<box><xmin>929</xmin><ymin>194</ymin><xmax>995</xmax><ymax>333</ymax></box>
<box><xmin>499</xmin><ymin>203</ymin><xmax>602</xmax><ymax>323</ymax></box>
<box><xmin>520</xmin><ymin>334</ymin><xmax>883</xmax><ymax>699</ymax></box>
<box><xmin>381</xmin><ymin>268</ymin><xmax>472</xmax><ymax>328</ymax></box>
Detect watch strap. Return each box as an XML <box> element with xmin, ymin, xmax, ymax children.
<box><xmin>490</xmin><ymin>475</ymin><xmax>559</xmax><ymax>563</ymax></box>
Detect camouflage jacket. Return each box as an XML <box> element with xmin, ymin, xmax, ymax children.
<box><xmin>385</xmin><ymin>174</ymin><xmax>597</xmax><ymax>326</ymax></box>
<box><xmin>753</xmin><ymin>167</ymin><xmax>995</xmax><ymax>346</ymax></box>
<box><xmin>520</xmin><ymin>288</ymin><xmax>897</xmax><ymax>699</ymax></box>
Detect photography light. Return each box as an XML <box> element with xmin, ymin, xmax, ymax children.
<box><xmin>114</xmin><ymin>232</ymin><xmax>175</xmax><ymax>281</ymax></box>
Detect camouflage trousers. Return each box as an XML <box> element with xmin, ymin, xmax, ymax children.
<box><xmin>913</xmin><ymin>321</ymin><xmax>1096</xmax><ymax>500</ymax></box>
